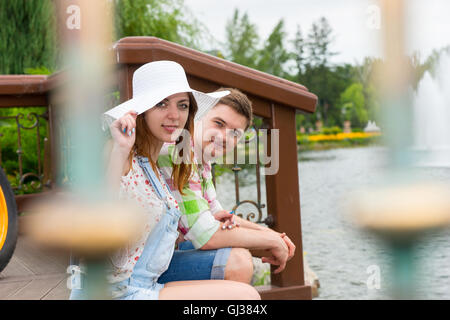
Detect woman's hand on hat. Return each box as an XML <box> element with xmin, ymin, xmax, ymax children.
<box><xmin>110</xmin><ymin>110</ymin><xmax>138</xmax><ymax>154</ymax></box>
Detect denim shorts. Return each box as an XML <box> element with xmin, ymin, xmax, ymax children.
<box><xmin>157</xmin><ymin>241</ymin><xmax>232</xmax><ymax>284</ymax></box>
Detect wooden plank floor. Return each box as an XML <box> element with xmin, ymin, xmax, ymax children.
<box><xmin>0</xmin><ymin>235</ymin><xmax>70</xmax><ymax>300</ymax></box>
<box><xmin>1</xmin><ymin>235</ymin><xmax>319</xmax><ymax>300</ymax></box>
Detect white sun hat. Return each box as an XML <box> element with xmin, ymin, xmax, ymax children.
<box><xmin>102</xmin><ymin>60</ymin><xmax>229</xmax><ymax>130</ymax></box>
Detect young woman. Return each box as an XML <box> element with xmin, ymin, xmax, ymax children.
<box><xmin>70</xmin><ymin>60</ymin><xmax>260</xmax><ymax>300</ymax></box>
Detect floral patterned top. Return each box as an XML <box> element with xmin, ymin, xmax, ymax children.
<box><xmin>107</xmin><ymin>152</ymin><xmax>179</xmax><ymax>285</ymax></box>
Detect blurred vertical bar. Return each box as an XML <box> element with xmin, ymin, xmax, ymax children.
<box><xmin>54</xmin><ymin>0</ymin><xmax>114</xmax><ymax>200</ymax></box>
<box><xmin>54</xmin><ymin>0</ymin><xmax>114</xmax><ymax>299</ymax></box>
<box><xmin>378</xmin><ymin>0</ymin><xmax>414</xmax><ymax>170</ymax></box>
<box><xmin>378</xmin><ymin>0</ymin><xmax>416</xmax><ymax>299</ymax></box>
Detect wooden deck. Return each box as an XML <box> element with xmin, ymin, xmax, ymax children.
<box><xmin>0</xmin><ymin>233</ymin><xmax>319</xmax><ymax>300</ymax></box>
<box><xmin>0</xmin><ymin>234</ymin><xmax>70</xmax><ymax>300</ymax></box>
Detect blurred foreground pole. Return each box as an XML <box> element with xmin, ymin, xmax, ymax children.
<box><xmin>350</xmin><ymin>0</ymin><xmax>450</xmax><ymax>299</ymax></box>
<box><xmin>26</xmin><ymin>0</ymin><xmax>145</xmax><ymax>299</ymax></box>
<box><xmin>57</xmin><ymin>0</ymin><xmax>114</xmax><ymax>300</ymax></box>
<box><xmin>55</xmin><ymin>0</ymin><xmax>113</xmax><ymax>198</ymax></box>
<box><xmin>378</xmin><ymin>0</ymin><xmax>413</xmax><ymax>170</ymax></box>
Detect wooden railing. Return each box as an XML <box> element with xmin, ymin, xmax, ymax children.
<box><xmin>0</xmin><ymin>36</ymin><xmax>318</xmax><ymax>299</ymax></box>
<box><xmin>0</xmin><ymin>75</ymin><xmax>57</xmax><ymax>211</ymax></box>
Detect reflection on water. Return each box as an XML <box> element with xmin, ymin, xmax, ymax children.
<box><xmin>215</xmin><ymin>146</ymin><xmax>450</xmax><ymax>299</ymax></box>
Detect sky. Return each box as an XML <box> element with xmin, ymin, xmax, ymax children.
<box><xmin>184</xmin><ymin>0</ymin><xmax>450</xmax><ymax>65</ymax></box>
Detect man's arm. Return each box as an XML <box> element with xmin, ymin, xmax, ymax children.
<box><xmin>213</xmin><ymin>210</ymin><xmax>296</xmax><ymax>261</ymax></box>
<box><xmin>200</xmin><ymin>223</ymin><xmax>289</xmax><ymax>274</ymax></box>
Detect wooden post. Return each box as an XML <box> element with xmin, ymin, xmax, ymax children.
<box><xmin>264</xmin><ymin>103</ymin><xmax>312</xmax><ymax>299</ymax></box>
<box><xmin>117</xmin><ymin>64</ymin><xmax>133</xmax><ymax>102</ymax></box>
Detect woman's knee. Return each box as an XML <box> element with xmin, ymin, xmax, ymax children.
<box><xmin>225</xmin><ymin>248</ymin><xmax>254</xmax><ymax>283</ymax></box>
<box><xmin>159</xmin><ymin>280</ymin><xmax>261</xmax><ymax>300</ymax></box>
<box><xmin>232</xmin><ymin>281</ymin><xmax>261</xmax><ymax>300</ymax></box>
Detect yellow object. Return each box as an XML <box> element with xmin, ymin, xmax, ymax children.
<box><xmin>307</xmin><ymin>132</ymin><xmax>381</xmax><ymax>142</ymax></box>
<box><xmin>0</xmin><ymin>186</ymin><xmax>8</xmax><ymax>250</ymax></box>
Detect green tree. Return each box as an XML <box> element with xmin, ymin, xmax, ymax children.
<box><xmin>0</xmin><ymin>0</ymin><xmax>58</xmax><ymax>74</ymax></box>
<box><xmin>353</xmin><ymin>57</ymin><xmax>381</xmax><ymax>123</ymax></box>
<box><xmin>293</xmin><ymin>25</ymin><xmax>307</xmax><ymax>77</ymax></box>
<box><xmin>339</xmin><ymin>83</ymin><xmax>368</xmax><ymax>129</ymax></box>
<box><xmin>224</xmin><ymin>9</ymin><xmax>260</xmax><ymax>68</ymax></box>
<box><xmin>306</xmin><ymin>17</ymin><xmax>337</xmax><ymax>68</ymax></box>
<box><xmin>410</xmin><ymin>46</ymin><xmax>450</xmax><ymax>88</ymax></box>
<box><xmin>293</xmin><ymin>17</ymin><xmax>340</xmax><ymax>126</ymax></box>
<box><xmin>256</xmin><ymin>19</ymin><xmax>291</xmax><ymax>78</ymax></box>
<box><xmin>323</xmin><ymin>63</ymin><xmax>357</xmax><ymax>127</ymax></box>
<box><xmin>114</xmin><ymin>0</ymin><xmax>205</xmax><ymax>49</ymax></box>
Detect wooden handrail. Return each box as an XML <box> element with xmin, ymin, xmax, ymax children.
<box><xmin>114</xmin><ymin>37</ymin><xmax>317</xmax><ymax>114</ymax></box>
<box><xmin>0</xmin><ymin>75</ymin><xmax>49</xmax><ymax>97</ymax></box>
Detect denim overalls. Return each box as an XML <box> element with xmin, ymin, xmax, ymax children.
<box><xmin>116</xmin><ymin>155</ymin><xmax>181</xmax><ymax>299</ymax></box>
<box><xmin>69</xmin><ymin>155</ymin><xmax>180</xmax><ymax>300</ymax></box>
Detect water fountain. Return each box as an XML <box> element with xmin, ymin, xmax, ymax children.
<box><xmin>413</xmin><ymin>54</ymin><xmax>450</xmax><ymax>167</ymax></box>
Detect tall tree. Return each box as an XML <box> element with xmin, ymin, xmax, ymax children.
<box><xmin>256</xmin><ymin>19</ymin><xmax>291</xmax><ymax>78</ymax></box>
<box><xmin>293</xmin><ymin>25</ymin><xmax>307</xmax><ymax>78</ymax></box>
<box><xmin>224</xmin><ymin>9</ymin><xmax>260</xmax><ymax>68</ymax></box>
<box><xmin>306</xmin><ymin>17</ymin><xmax>337</xmax><ymax>68</ymax></box>
<box><xmin>0</xmin><ymin>0</ymin><xmax>58</xmax><ymax>74</ymax></box>
<box><xmin>410</xmin><ymin>46</ymin><xmax>450</xmax><ymax>88</ymax></box>
<box><xmin>114</xmin><ymin>0</ymin><xmax>205</xmax><ymax>49</ymax></box>
<box><xmin>294</xmin><ymin>17</ymin><xmax>339</xmax><ymax>126</ymax></box>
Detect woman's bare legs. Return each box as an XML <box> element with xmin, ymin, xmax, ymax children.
<box><xmin>159</xmin><ymin>280</ymin><xmax>261</xmax><ymax>300</ymax></box>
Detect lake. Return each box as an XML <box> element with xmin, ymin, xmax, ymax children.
<box><xmin>215</xmin><ymin>146</ymin><xmax>450</xmax><ymax>299</ymax></box>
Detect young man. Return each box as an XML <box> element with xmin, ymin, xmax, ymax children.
<box><xmin>157</xmin><ymin>88</ymin><xmax>295</xmax><ymax>285</ymax></box>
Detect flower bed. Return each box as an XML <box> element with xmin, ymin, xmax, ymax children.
<box><xmin>297</xmin><ymin>132</ymin><xmax>382</xmax><ymax>150</ymax></box>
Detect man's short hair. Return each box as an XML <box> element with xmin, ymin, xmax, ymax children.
<box><xmin>214</xmin><ymin>88</ymin><xmax>253</xmax><ymax>130</ymax></box>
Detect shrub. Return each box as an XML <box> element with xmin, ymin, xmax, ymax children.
<box><xmin>321</xmin><ymin>126</ymin><xmax>342</xmax><ymax>135</ymax></box>
<box><xmin>0</xmin><ymin>107</ymin><xmax>48</xmax><ymax>193</ymax></box>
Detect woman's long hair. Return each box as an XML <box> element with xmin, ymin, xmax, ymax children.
<box><xmin>129</xmin><ymin>92</ymin><xmax>197</xmax><ymax>194</ymax></box>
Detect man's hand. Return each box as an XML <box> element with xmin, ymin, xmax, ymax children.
<box><xmin>214</xmin><ymin>210</ymin><xmax>296</xmax><ymax>262</ymax></box>
<box><xmin>260</xmin><ymin>229</ymin><xmax>296</xmax><ymax>261</ymax></box>
<box><xmin>280</xmin><ymin>233</ymin><xmax>296</xmax><ymax>261</ymax></box>
<box><xmin>261</xmin><ymin>235</ymin><xmax>289</xmax><ymax>274</ymax></box>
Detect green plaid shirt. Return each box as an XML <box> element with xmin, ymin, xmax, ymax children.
<box><xmin>157</xmin><ymin>143</ymin><xmax>221</xmax><ymax>249</ymax></box>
